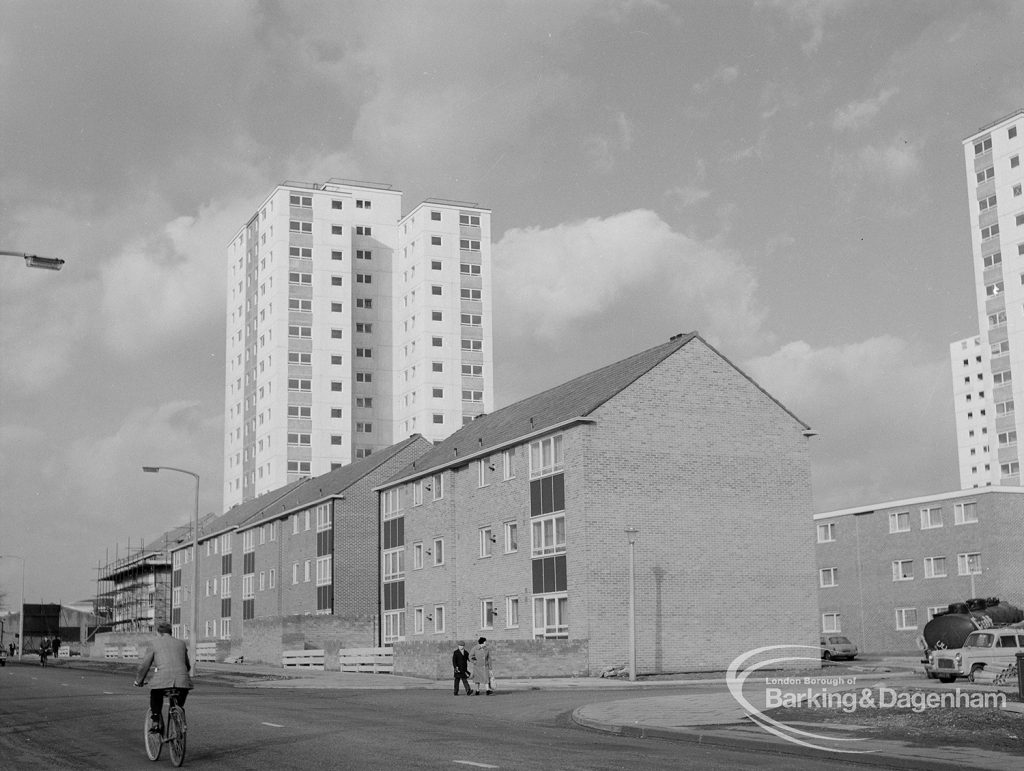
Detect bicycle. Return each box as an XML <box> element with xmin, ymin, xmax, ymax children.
<box><xmin>140</xmin><ymin>685</ymin><xmax>188</xmax><ymax>766</ymax></box>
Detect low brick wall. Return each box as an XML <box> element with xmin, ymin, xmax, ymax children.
<box><xmin>394</xmin><ymin>638</ymin><xmax>590</xmax><ymax>680</ymax></box>
<box><xmin>241</xmin><ymin>614</ymin><xmax>376</xmax><ymax>668</ymax></box>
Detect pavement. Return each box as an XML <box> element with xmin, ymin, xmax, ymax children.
<box><xmin>40</xmin><ymin>654</ymin><xmax>1024</xmax><ymax>769</ymax></box>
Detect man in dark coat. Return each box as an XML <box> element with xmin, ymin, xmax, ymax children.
<box><xmin>452</xmin><ymin>641</ymin><xmax>473</xmax><ymax>695</ymax></box>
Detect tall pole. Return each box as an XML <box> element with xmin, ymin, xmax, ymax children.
<box><xmin>625</xmin><ymin>528</ymin><xmax>639</xmax><ymax>681</ymax></box>
<box><xmin>1</xmin><ymin>555</ymin><xmax>25</xmax><ymax>662</ymax></box>
<box><xmin>143</xmin><ymin>466</ymin><xmax>200</xmax><ymax>676</ymax></box>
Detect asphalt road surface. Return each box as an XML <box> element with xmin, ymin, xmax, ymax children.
<box><xmin>1</xmin><ymin>662</ymin><xmax>896</xmax><ymax>769</ymax></box>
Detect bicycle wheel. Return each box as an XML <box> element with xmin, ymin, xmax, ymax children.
<box><xmin>144</xmin><ymin>711</ymin><xmax>162</xmax><ymax>761</ymax></box>
<box><xmin>167</xmin><ymin>706</ymin><xmax>187</xmax><ymax>767</ymax></box>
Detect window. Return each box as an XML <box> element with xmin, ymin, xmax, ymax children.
<box><xmin>332</xmin><ymin>200</ymin><xmax>343</xmax><ymax>210</ymax></box>
<box><xmin>1010</xmin><ymin>126</ymin><xmax>1018</xmax><ymax>139</ymax></box>
<box><xmin>529</xmin><ymin>435</ymin><xmax>564</xmax><ymax>478</ymax></box>
<box><xmin>460</xmin><ymin>239</ymin><xmax>481</xmax><ymax>250</ymax></box>
<box><xmin>356</xmin><ymin>397</ymin><xmax>373</xmax><ymax>408</ymax></box>
<box><xmin>502</xmin><ymin>448</ymin><xmax>516</xmax><ymax>479</ymax></box>
<box><xmin>533</xmin><ymin>594</ymin><xmax>567</xmax><ymax>638</ymax></box>
<box><xmin>460</xmin><ymin>214</ymin><xmax>481</xmax><ymax>226</ymax></box>
<box><xmin>431</xmin><ymin>260</ymin><xmax>442</xmax><ymax>270</ymax></box>
<box><xmin>531</xmin><ymin>513</ymin><xmax>566</xmax><ymax>557</ymax></box>
<box><xmin>289</xmin><ymin>271</ymin><xmax>312</xmax><ymax>285</ymax></box>
<box><xmin>998</xmin><ymin>430</ymin><xmax>1017</xmax><ymax>446</ymax></box>
<box><xmin>993</xmin><ymin>369</ymin><xmax>1012</xmax><ymax>385</ymax></box>
<box><xmin>981</xmin><ymin>224</ymin><xmax>1000</xmax><ymax>240</ymax></box>
<box><xmin>431</xmin><ymin>210</ymin><xmax>441</xmax><ymax>221</ymax></box>
<box><xmin>996</xmin><ymin>399</ymin><xmax>1014</xmax><ymax>415</ymax></box>
<box><xmin>888</xmin><ymin>511</ymin><xmax>910</xmax><ymax>533</ymax></box>
<box><xmin>413</xmin><ymin>607</ymin><xmax>424</xmax><ymax>635</ymax></box>
<box><xmin>356</xmin><ymin>422</ymin><xmax>373</xmax><ymax>433</ymax></box>
<box><xmin>460</xmin><ymin>263</ymin><xmax>481</xmax><ymax>275</ymax></box>
<box><xmin>287</xmin><ymin>378</ymin><xmax>311</xmax><ymax>391</ymax></box>
<box><xmin>989</xmin><ymin>311</ymin><xmax>1007</xmax><ymax>328</ymax></box>
<box><xmin>331</xmin><ymin>225</ymin><xmax>343</xmax><ymax>235</ymax></box>
<box><xmin>292</xmin><ymin>562</ymin><xmax>299</xmax><ymax>584</ymax></box>
<box><xmin>461</xmin><ymin>313</ymin><xmax>482</xmax><ymax>326</ymax></box>
<box><xmin>432</xmin><ymin>538</ymin><xmax>444</xmax><ymax>565</ymax></box>
<box><xmin>954</xmin><ymin>501</ymin><xmax>978</xmax><ymax>524</ymax></box>
<box><xmin>356</xmin><ymin>199</ymin><xmax>372</xmax><ymax>209</ymax></box>
<box><xmin>822</xmin><ymin>613</ymin><xmax>841</xmax><ymax>633</ymax></box>
<box><xmin>461</xmin><ymin>288</ymin><xmax>482</xmax><ymax>301</ymax></box>
<box><xmin>979</xmin><ymin>194</ymin><xmax>997</xmax><ymax>211</ymax></box>
<box><xmin>920</xmin><ymin>507</ymin><xmax>942</xmax><ymax>529</ymax></box>
<box><xmin>433</xmin><ymin>606</ymin><xmax>445</xmax><ymax>633</ymax></box>
<box><xmin>412</xmin><ymin>542</ymin><xmax>424</xmax><ymax>570</ymax></box>
<box><xmin>288</xmin><ymin>352</ymin><xmax>312</xmax><ymax>364</ymax></box>
<box><xmin>287</xmin><ymin>433</ymin><xmax>311</xmax><ymax>445</ymax></box>
<box><xmin>356</xmin><ymin>225</ymin><xmax>372</xmax><ymax>236</ymax></box>
<box><xmin>356</xmin><ymin>347</ymin><xmax>372</xmax><ymax>358</ymax></box>
<box><xmin>382</xmin><ymin>487</ymin><xmax>403</xmax><ymax>519</ymax></box>
<box><xmin>974</xmin><ymin>137</ymin><xmax>992</xmax><ymax>155</ymax></box>
<box><xmin>304</xmin><ymin>559</ymin><xmax>311</xmax><ymax>582</ymax></box>
<box><xmin>461</xmin><ymin>338</ymin><xmax>483</xmax><ymax>351</ymax></box>
<box><xmin>986</xmin><ymin>281</ymin><xmax>1004</xmax><ymax>297</ymax></box>
<box><xmin>356</xmin><ymin>250</ymin><xmax>372</xmax><ymax>260</ymax></box>
<box><xmin>504</xmin><ymin>522</ymin><xmax>518</xmax><ymax>553</ymax></box>
<box><xmin>816</xmin><ymin>522</ymin><xmax>835</xmax><ymax>542</ymax></box>
<box><xmin>479</xmin><ymin>527</ymin><xmax>493</xmax><ymax>557</ymax></box>
<box><xmin>431</xmin><ymin>285</ymin><xmax>442</xmax><ymax>296</ymax></box>
<box><xmin>288</xmin><ymin>298</ymin><xmax>312</xmax><ymax>311</ymax></box>
<box><xmin>383</xmin><ymin>548</ymin><xmax>404</xmax><ymax>581</ymax></box>
<box><xmin>896</xmin><ymin>608</ymin><xmax>918</xmax><ymax>631</ymax></box>
<box><xmin>356</xmin><ymin>372</ymin><xmax>372</xmax><ymax>383</ymax></box>
<box><xmin>383</xmin><ymin>611</ymin><xmax>404</xmax><ymax>644</ymax></box>
<box><xmin>289</xmin><ymin>220</ymin><xmax>312</xmax><ymax>233</ymax></box>
<box><xmin>477</xmin><ymin>458</ymin><xmax>490</xmax><ymax>487</ymax></box>
<box><xmin>892</xmin><ymin>559</ymin><xmax>913</xmax><ymax>581</ymax></box>
<box><xmin>331</xmin><ymin>250</ymin><xmax>343</xmax><ymax>261</ymax></box>
<box><xmin>1012</xmin><ymin>155</ymin><xmax>1020</xmax><ymax>169</ymax></box>
<box><xmin>1015</xmin><ymin>184</ymin><xmax>1023</xmax><ymax>197</ymax></box>
<box><xmin>356</xmin><ymin>297</ymin><xmax>373</xmax><ymax>309</ymax></box>
<box><xmin>288</xmin><ymin>325</ymin><xmax>312</xmax><ymax>339</ymax></box>
<box><xmin>983</xmin><ymin>252</ymin><xmax>1002</xmax><ymax>268</ymax></box>
<box><xmin>506</xmin><ymin>597</ymin><xmax>520</xmax><ymax>629</ymax></box>
<box><xmin>431</xmin><ymin>473</ymin><xmax>444</xmax><ymax>500</ymax></box>
<box><xmin>924</xmin><ymin>556</ymin><xmax>947</xmax><ymax>578</ymax></box>
<box><xmin>1001</xmin><ymin>461</ymin><xmax>1019</xmax><ymax>477</ymax></box>
<box><xmin>977</xmin><ymin>166</ymin><xmax>995</xmax><ymax>183</ymax></box>
<box><xmin>992</xmin><ymin>339</ymin><xmax>1010</xmax><ymax>356</ymax></box>
<box><xmin>356</xmin><ymin>273</ymin><xmax>372</xmax><ymax>284</ymax></box>
<box><xmin>289</xmin><ymin>194</ymin><xmax>313</xmax><ymax>207</ymax></box>
<box><xmin>431</xmin><ymin>236</ymin><xmax>442</xmax><ymax>246</ymax></box>
<box><xmin>462</xmin><ymin>390</ymin><xmax>483</xmax><ymax>401</ymax></box>
<box><xmin>316</xmin><ymin>555</ymin><xmax>332</xmax><ymax>586</ymax></box>
<box><xmin>480</xmin><ymin>600</ymin><xmax>494</xmax><ymax>629</ymax></box>
<box><xmin>819</xmin><ymin>567</ymin><xmax>837</xmax><ymax>588</ymax></box>
<box><xmin>432</xmin><ymin>414</ymin><xmax>444</xmax><ymax>424</ymax></box>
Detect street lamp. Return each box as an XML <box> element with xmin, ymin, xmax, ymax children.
<box><xmin>1</xmin><ymin>250</ymin><xmax>66</xmax><ymax>270</ymax></box>
<box><xmin>143</xmin><ymin>466</ymin><xmax>200</xmax><ymax>676</ymax></box>
<box><xmin>0</xmin><ymin>554</ymin><xmax>26</xmax><ymax>662</ymax></box>
<box><xmin>624</xmin><ymin>527</ymin><xmax>639</xmax><ymax>681</ymax></box>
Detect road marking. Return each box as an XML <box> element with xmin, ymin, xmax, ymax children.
<box><xmin>453</xmin><ymin>762</ymin><xmax>499</xmax><ymax>769</ymax></box>
<box><xmin>262</xmin><ymin>722</ymin><xmax>284</xmax><ymax>728</ymax></box>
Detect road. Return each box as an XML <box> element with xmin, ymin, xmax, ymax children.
<box><xmin>0</xmin><ymin>661</ymin><xmax>901</xmax><ymax>769</ymax></box>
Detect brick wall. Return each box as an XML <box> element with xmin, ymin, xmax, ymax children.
<box><xmin>573</xmin><ymin>339</ymin><xmax>817</xmax><ymax>673</ymax></box>
<box><xmin>393</xmin><ymin>638</ymin><xmax>589</xmax><ymax>679</ymax></box>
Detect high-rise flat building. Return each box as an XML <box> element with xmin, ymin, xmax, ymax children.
<box><xmin>951</xmin><ymin>109</ymin><xmax>1024</xmax><ymax>488</ymax></box>
<box><xmin>223</xmin><ymin>179</ymin><xmax>494</xmax><ymax>509</ymax></box>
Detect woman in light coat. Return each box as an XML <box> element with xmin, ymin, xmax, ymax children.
<box><xmin>469</xmin><ymin>637</ymin><xmax>492</xmax><ymax>695</ymax></box>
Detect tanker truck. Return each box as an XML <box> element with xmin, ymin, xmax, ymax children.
<box><xmin>920</xmin><ymin>597</ymin><xmax>1023</xmax><ymax>678</ymax></box>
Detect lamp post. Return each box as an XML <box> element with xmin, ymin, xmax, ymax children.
<box><xmin>0</xmin><ymin>554</ymin><xmax>26</xmax><ymax>662</ymax></box>
<box><xmin>624</xmin><ymin>527</ymin><xmax>639</xmax><ymax>681</ymax></box>
<box><xmin>1</xmin><ymin>250</ymin><xmax>66</xmax><ymax>270</ymax></box>
<box><xmin>143</xmin><ymin>466</ymin><xmax>200</xmax><ymax>676</ymax></box>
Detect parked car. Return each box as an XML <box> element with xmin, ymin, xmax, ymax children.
<box><xmin>930</xmin><ymin>627</ymin><xmax>1024</xmax><ymax>683</ymax></box>
<box><xmin>820</xmin><ymin>634</ymin><xmax>858</xmax><ymax>660</ymax></box>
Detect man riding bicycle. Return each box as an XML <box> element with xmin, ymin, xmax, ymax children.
<box><xmin>133</xmin><ymin>622</ymin><xmax>193</xmax><ymax>732</ymax></box>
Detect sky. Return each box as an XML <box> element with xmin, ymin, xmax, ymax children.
<box><xmin>2</xmin><ymin>0</ymin><xmax>1023</xmax><ymax>607</ymax></box>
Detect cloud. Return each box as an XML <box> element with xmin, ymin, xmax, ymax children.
<box><xmin>833</xmin><ymin>88</ymin><xmax>899</xmax><ymax>132</ymax></box>
<box><xmin>757</xmin><ymin>0</ymin><xmax>853</xmax><ymax>55</ymax></box>
<box><xmin>744</xmin><ymin>336</ymin><xmax>957</xmax><ymax>510</ymax></box>
<box><xmin>493</xmin><ymin>208</ymin><xmax>769</xmax><ymax>351</ymax></box>
<box><xmin>692</xmin><ymin>64</ymin><xmax>740</xmax><ymax>95</ymax></box>
<box><xmin>832</xmin><ymin>135</ymin><xmax>922</xmax><ymax>186</ymax></box>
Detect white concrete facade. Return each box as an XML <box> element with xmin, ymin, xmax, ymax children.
<box><xmin>952</xmin><ymin>109</ymin><xmax>1024</xmax><ymax>489</ymax></box>
<box><xmin>224</xmin><ymin>179</ymin><xmax>493</xmax><ymax>510</ymax></box>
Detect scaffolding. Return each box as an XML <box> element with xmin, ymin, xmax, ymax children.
<box><xmin>95</xmin><ymin>523</ymin><xmax>194</xmax><ymax>633</ymax></box>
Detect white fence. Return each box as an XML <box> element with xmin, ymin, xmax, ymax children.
<box><xmin>195</xmin><ymin>642</ymin><xmax>218</xmax><ymax>663</ymax></box>
<box><xmin>338</xmin><ymin>647</ymin><xmax>394</xmax><ymax>674</ymax></box>
<box><xmin>282</xmin><ymin>649</ymin><xmax>325</xmax><ymax>670</ymax></box>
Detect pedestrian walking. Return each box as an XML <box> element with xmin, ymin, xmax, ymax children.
<box><xmin>51</xmin><ymin>635</ymin><xmax>61</xmax><ymax>659</ymax></box>
<box><xmin>469</xmin><ymin>637</ymin><xmax>492</xmax><ymax>695</ymax></box>
<box><xmin>452</xmin><ymin>641</ymin><xmax>473</xmax><ymax>695</ymax></box>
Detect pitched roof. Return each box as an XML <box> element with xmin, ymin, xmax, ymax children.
<box><xmin>387</xmin><ymin>333</ymin><xmax>700</xmax><ymax>483</ymax></box>
<box><xmin>195</xmin><ymin>435</ymin><xmax>432</xmax><ymax>540</ymax></box>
